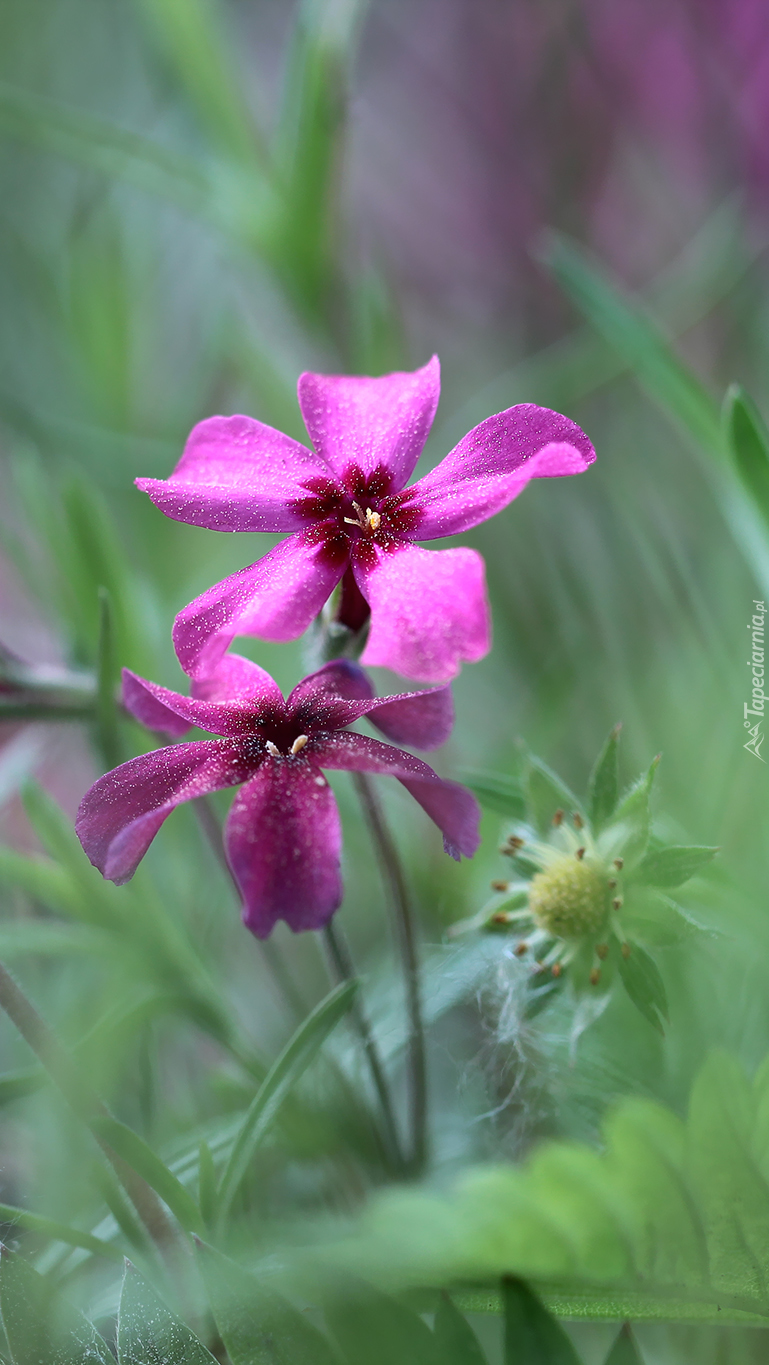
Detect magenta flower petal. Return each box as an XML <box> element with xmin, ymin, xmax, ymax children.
<box><xmin>286</xmin><ymin>659</ymin><xmax>375</xmax><ymax>709</ymax></box>
<box><xmin>136</xmin><ymin>416</ymin><xmax>327</xmax><ymax>533</ymax></box>
<box><xmin>122</xmin><ymin>668</ymin><xmax>193</xmax><ymax>738</ymax></box>
<box><xmin>225</xmin><ymin>760</ymin><xmax>342</xmax><ymax>938</ymax></box>
<box><xmin>191</xmin><ymin>653</ymin><xmax>284</xmax><ymax>708</ymax></box>
<box><xmin>354</xmin><ymin>542</ymin><xmax>490</xmax><ymax>682</ymax></box>
<box><xmin>122</xmin><ymin>669</ymin><xmax>259</xmax><ymax>737</ymax></box>
<box><xmin>366</xmin><ymin>685</ymin><xmax>454</xmax><ymax>751</ymax></box>
<box><xmin>76</xmin><ymin>740</ymin><xmax>252</xmax><ymax>884</ymax></box>
<box><xmin>409</xmin><ymin>404</ymin><xmax>596</xmax><ymax>539</ymax></box>
<box><xmin>297</xmin><ymin>356</ymin><xmax>440</xmax><ymax>487</ymax></box>
<box><xmin>173</xmin><ymin>531</ymin><xmax>348</xmax><ymax>679</ymax></box>
<box><xmin>311</xmin><ymin>732</ymin><xmax>480</xmax><ymax>859</ymax></box>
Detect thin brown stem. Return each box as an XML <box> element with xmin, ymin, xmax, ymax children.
<box><xmin>351</xmin><ymin>773</ymin><xmax>428</xmax><ymax>1174</ymax></box>
<box><xmin>0</xmin><ymin>959</ymin><xmax>176</xmax><ymax>1254</ymax></box>
<box><xmin>321</xmin><ymin>920</ymin><xmax>406</xmax><ymax>1173</ymax></box>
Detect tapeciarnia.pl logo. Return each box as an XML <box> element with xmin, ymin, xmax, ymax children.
<box><xmin>745</xmin><ymin>599</ymin><xmax>767</xmax><ymax>761</ymax></box>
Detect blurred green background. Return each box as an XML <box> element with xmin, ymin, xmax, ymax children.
<box><xmin>0</xmin><ymin>1</ymin><xmax>768</xmax><ymax>1360</ymax></box>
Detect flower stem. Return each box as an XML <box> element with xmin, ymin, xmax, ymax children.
<box><xmin>0</xmin><ymin>958</ymin><xmax>177</xmax><ymax>1255</ymax></box>
<box><xmin>352</xmin><ymin>772</ymin><xmax>428</xmax><ymax>1175</ymax></box>
<box><xmin>321</xmin><ymin>920</ymin><xmax>406</xmax><ymax>1174</ymax></box>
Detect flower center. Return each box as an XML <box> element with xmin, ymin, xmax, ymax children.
<box><xmin>291</xmin><ymin>463</ymin><xmax>423</xmax><ymax>546</ymax></box>
<box><xmin>529</xmin><ymin>856</ymin><xmax>608</xmax><ymax>938</ymax></box>
<box><xmin>343</xmin><ymin>501</ymin><xmax>381</xmax><ymax>534</ymax></box>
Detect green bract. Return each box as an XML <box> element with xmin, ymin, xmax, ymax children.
<box><xmin>459</xmin><ymin>728</ymin><xmax>718</xmax><ymax>1034</ymax></box>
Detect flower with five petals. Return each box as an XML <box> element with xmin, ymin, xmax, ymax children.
<box><xmin>75</xmin><ymin>655</ymin><xmax>480</xmax><ymax>938</ymax></box>
<box><xmin>137</xmin><ymin>357</ymin><xmax>595</xmax><ymax>683</ymax></box>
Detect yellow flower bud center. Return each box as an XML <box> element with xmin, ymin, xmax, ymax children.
<box><xmin>529</xmin><ymin>856</ymin><xmax>608</xmax><ymax>938</ymax></box>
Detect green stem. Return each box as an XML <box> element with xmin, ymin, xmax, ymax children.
<box><xmin>321</xmin><ymin>920</ymin><xmax>405</xmax><ymax>1174</ymax></box>
<box><xmin>0</xmin><ymin>958</ymin><xmax>177</xmax><ymax>1255</ymax></box>
<box><xmin>352</xmin><ymin>772</ymin><xmax>427</xmax><ymax>1175</ymax></box>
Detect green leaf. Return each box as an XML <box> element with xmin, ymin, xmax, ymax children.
<box><xmin>636</xmin><ymin>845</ymin><xmax>718</xmax><ymax>888</ymax></box>
<box><xmin>293</xmin><ymin>1050</ymin><xmax>769</xmax><ymax>1325</ymax></box>
<box><xmin>89</xmin><ymin>1115</ymin><xmax>203</xmax><ymax>1234</ymax></box>
<box><xmin>0</xmin><ymin>1203</ymin><xmax>122</xmax><ymax>1262</ymax></box>
<box><xmin>460</xmin><ymin>771</ymin><xmax>526</xmax><ymax>820</ymax></box>
<box><xmin>323</xmin><ymin>1275</ymin><xmax>437</xmax><ymax>1365</ymax></box>
<box><xmin>138</xmin><ymin>0</ymin><xmax>267</xmax><ymax>170</ymax></box>
<box><xmin>617</xmin><ymin>945</ymin><xmax>668</xmax><ymax>1032</ymax></box>
<box><xmin>433</xmin><ymin>1292</ymin><xmax>488</xmax><ymax>1365</ymax></box>
<box><xmin>527</xmin><ymin>757</ymin><xmax>582</xmax><ymax>836</ymax></box>
<box><xmin>723</xmin><ymin>383</ymin><xmax>769</xmax><ymax>529</ymax></box>
<box><xmin>603</xmin><ymin>1322</ymin><xmax>643</xmax><ymax>1365</ymax></box>
<box><xmin>0</xmin><ymin>79</ymin><xmax>209</xmax><ymax>212</ymax></box>
<box><xmin>271</xmin><ymin>0</ymin><xmax>364</xmax><ymax>316</ymax></box>
<box><xmin>587</xmin><ymin>724</ymin><xmax>622</xmax><ymax>831</ymax></box>
<box><xmin>607</xmin><ymin>757</ymin><xmax>660</xmax><ymax>866</ymax></box>
<box><xmin>197</xmin><ymin>1141</ymin><xmax>217</xmax><ymax>1230</ymax></box>
<box><xmin>117</xmin><ymin>1260</ymin><xmax>218</xmax><ymax>1364</ymax></box>
<box><xmin>540</xmin><ymin>232</ymin><xmax>722</xmax><ymax>455</ymax></box>
<box><xmin>0</xmin><ymin>1246</ymin><xmax>114</xmax><ymax>1365</ymax></box>
<box><xmin>217</xmin><ymin>979</ymin><xmax>358</xmax><ymax>1218</ymax></box>
<box><xmin>198</xmin><ymin>1241</ymin><xmax>341</xmax><ymax>1365</ymax></box>
<box><xmin>501</xmin><ymin>1278</ymin><xmax>580</xmax><ymax>1365</ymax></box>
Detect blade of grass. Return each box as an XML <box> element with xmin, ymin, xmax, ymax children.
<box><xmin>217</xmin><ymin>978</ymin><xmax>358</xmax><ymax>1221</ymax></box>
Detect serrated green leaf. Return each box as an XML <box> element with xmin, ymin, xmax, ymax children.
<box><xmin>723</xmin><ymin>383</ymin><xmax>769</xmax><ymax>529</ymax></box>
<box><xmin>636</xmin><ymin>845</ymin><xmax>718</xmax><ymax>888</ymax></box>
<box><xmin>607</xmin><ymin>758</ymin><xmax>659</xmax><ymax>866</ymax></box>
<box><xmin>90</xmin><ymin>1115</ymin><xmax>203</xmax><ymax>1234</ymax></box>
<box><xmin>603</xmin><ymin>1322</ymin><xmax>643</xmax><ymax>1365</ymax></box>
<box><xmin>460</xmin><ymin>771</ymin><xmax>526</xmax><ymax>820</ymax></box>
<box><xmin>323</xmin><ymin>1274</ymin><xmax>437</xmax><ymax>1365</ymax></box>
<box><xmin>117</xmin><ymin>1260</ymin><xmax>217</xmax><ymax>1364</ymax></box>
<box><xmin>0</xmin><ymin>1247</ymin><xmax>114</xmax><ymax>1365</ymax></box>
<box><xmin>617</xmin><ymin>945</ymin><xmax>668</xmax><ymax>1032</ymax></box>
<box><xmin>540</xmin><ymin>232</ymin><xmax>722</xmax><ymax>454</ymax></box>
<box><xmin>527</xmin><ymin>757</ymin><xmax>582</xmax><ymax>836</ymax></box>
<box><xmin>687</xmin><ymin>1052</ymin><xmax>769</xmax><ymax>1302</ymax></box>
<box><xmin>198</xmin><ymin>1241</ymin><xmax>341</xmax><ymax>1365</ymax></box>
<box><xmin>218</xmin><ymin>979</ymin><xmax>358</xmax><ymax>1219</ymax></box>
<box><xmin>294</xmin><ymin>1050</ymin><xmax>769</xmax><ymax>1325</ymax></box>
<box><xmin>501</xmin><ymin>1278</ymin><xmax>580</xmax><ymax>1365</ymax></box>
<box><xmin>587</xmin><ymin>724</ymin><xmax>622</xmax><ymax>831</ymax></box>
<box><xmin>433</xmin><ymin>1293</ymin><xmax>488</xmax><ymax>1365</ymax></box>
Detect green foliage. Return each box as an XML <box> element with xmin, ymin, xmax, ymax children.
<box><xmin>217</xmin><ymin>978</ymin><xmax>359</xmax><ymax>1218</ymax></box>
<box><xmin>298</xmin><ymin>1050</ymin><xmax>769</xmax><ymax>1327</ymax></box>
<box><xmin>637</xmin><ymin>846</ymin><xmax>718</xmax><ymax>888</ymax></box>
<box><xmin>0</xmin><ymin>1248</ymin><xmax>113</xmax><ymax>1364</ymax></box>
<box><xmin>723</xmin><ymin>383</ymin><xmax>769</xmax><ymax>528</ymax></box>
<box><xmin>502</xmin><ymin>1277</ymin><xmax>580</xmax><ymax>1364</ymax></box>
<box><xmin>587</xmin><ymin>725</ymin><xmax>622</xmax><ymax>832</ymax></box>
<box><xmin>198</xmin><ymin>1241</ymin><xmax>342</xmax><ymax>1365</ymax></box>
<box><xmin>433</xmin><ymin>1293</ymin><xmax>488</xmax><ymax>1365</ymax></box>
<box><xmin>117</xmin><ymin>1261</ymin><xmax>218</xmax><ymax>1364</ymax></box>
<box><xmin>461</xmin><ymin>771</ymin><xmax>527</xmax><ymax>820</ymax></box>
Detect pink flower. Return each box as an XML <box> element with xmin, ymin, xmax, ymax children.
<box><xmin>75</xmin><ymin>654</ymin><xmax>480</xmax><ymax>938</ymax></box>
<box><xmin>137</xmin><ymin>358</ymin><xmax>595</xmax><ymax>683</ymax></box>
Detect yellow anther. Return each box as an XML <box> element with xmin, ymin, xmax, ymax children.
<box><xmin>265</xmin><ymin>741</ymin><xmax>281</xmax><ymax>758</ymax></box>
<box><xmin>551</xmin><ymin>961</ymin><xmax>563</xmax><ymax>978</ymax></box>
<box><xmin>590</xmin><ymin>967</ymin><xmax>601</xmax><ymax>986</ymax></box>
<box><xmin>553</xmin><ymin>809</ymin><xmax>564</xmax><ymax>826</ymax></box>
<box><xmin>612</xmin><ymin>897</ymin><xmax>623</xmax><ymax>911</ymax></box>
<box><xmin>621</xmin><ymin>941</ymin><xmax>631</xmax><ymax>959</ymax></box>
<box><xmin>596</xmin><ymin>942</ymin><xmax>609</xmax><ymax>960</ymax></box>
<box><xmin>491</xmin><ymin>879</ymin><xmax>509</xmax><ymax>892</ymax></box>
<box><xmin>614</xmin><ymin>857</ymin><xmax>624</xmax><ymax>870</ymax></box>
<box><xmin>573</xmin><ymin>812</ymin><xmax>584</xmax><ymax>829</ymax></box>
<box><xmin>575</xmin><ymin>847</ymin><xmax>586</xmax><ymax>860</ymax></box>
<box><xmin>290</xmin><ymin>734</ymin><xmax>309</xmax><ymax>755</ymax></box>
<box><xmin>367</xmin><ymin>509</ymin><xmax>381</xmax><ymax>531</ymax></box>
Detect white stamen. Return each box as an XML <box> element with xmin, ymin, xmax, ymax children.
<box><xmin>265</xmin><ymin>740</ymin><xmax>280</xmax><ymax>757</ymax></box>
<box><xmin>290</xmin><ymin>734</ymin><xmax>309</xmax><ymax>755</ymax></box>
<box><xmin>367</xmin><ymin>509</ymin><xmax>381</xmax><ymax>531</ymax></box>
